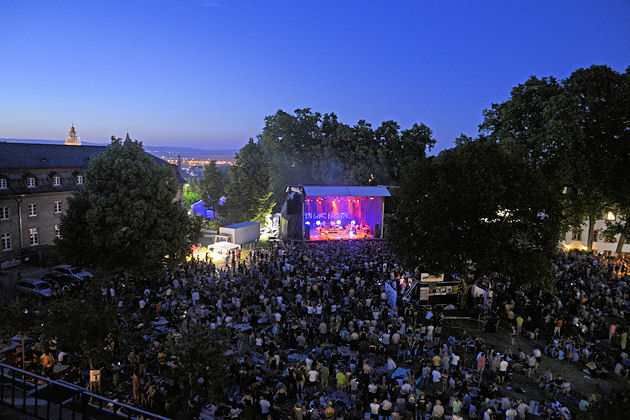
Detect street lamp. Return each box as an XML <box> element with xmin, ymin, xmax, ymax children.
<box><xmin>14</xmin><ymin>194</ymin><xmax>25</xmax><ymax>251</ymax></box>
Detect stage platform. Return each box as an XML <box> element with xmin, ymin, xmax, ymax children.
<box><xmin>308</xmin><ymin>228</ymin><xmax>373</xmax><ymax>241</ymax></box>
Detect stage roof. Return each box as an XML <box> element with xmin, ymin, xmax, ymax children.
<box><xmin>302</xmin><ymin>185</ymin><xmax>391</xmax><ymax>197</ymax></box>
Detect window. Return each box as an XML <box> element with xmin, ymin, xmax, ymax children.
<box><xmin>606</xmin><ymin>212</ymin><xmax>616</xmax><ymax>221</ymax></box>
<box><xmin>593</xmin><ymin>230</ymin><xmax>599</xmax><ymax>242</ymax></box>
<box><xmin>27</xmin><ymin>177</ymin><xmax>36</xmax><ymax>188</ymax></box>
<box><xmin>571</xmin><ymin>230</ymin><xmax>582</xmax><ymax>241</ymax></box>
<box><xmin>53</xmin><ymin>201</ymin><xmax>62</xmax><ymax>214</ymax></box>
<box><xmin>53</xmin><ymin>176</ymin><xmax>61</xmax><ymax>186</ymax></box>
<box><xmin>29</xmin><ymin>228</ymin><xmax>39</xmax><ymax>246</ymax></box>
<box><xmin>54</xmin><ymin>224</ymin><xmax>61</xmax><ymax>239</ymax></box>
<box><xmin>0</xmin><ymin>206</ymin><xmax>9</xmax><ymax>220</ymax></box>
<box><xmin>28</xmin><ymin>203</ymin><xmax>37</xmax><ymax>217</ymax></box>
<box><xmin>1</xmin><ymin>233</ymin><xmax>10</xmax><ymax>251</ymax></box>
<box><xmin>604</xmin><ymin>233</ymin><xmax>617</xmax><ymax>243</ymax></box>
<box><xmin>76</xmin><ymin>175</ymin><xmax>84</xmax><ymax>185</ymax></box>
<box><xmin>0</xmin><ymin>178</ymin><xmax>6</xmax><ymax>189</ymax></box>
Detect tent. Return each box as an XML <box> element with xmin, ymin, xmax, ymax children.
<box><xmin>207</xmin><ymin>241</ymin><xmax>240</xmax><ymax>260</ymax></box>
<box><xmin>191</xmin><ymin>197</ymin><xmax>226</xmax><ymax>220</ymax></box>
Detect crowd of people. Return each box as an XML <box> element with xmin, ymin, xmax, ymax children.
<box><xmin>1</xmin><ymin>241</ymin><xmax>628</xmax><ymax>419</ymax></box>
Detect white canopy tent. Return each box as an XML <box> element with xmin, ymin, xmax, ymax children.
<box><xmin>207</xmin><ymin>241</ymin><xmax>241</xmax><ymax>260</ymax></box>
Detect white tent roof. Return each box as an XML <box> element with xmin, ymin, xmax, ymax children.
<box><xmin>208</xmin><ymin>242</ymin><xmax>241</xmax><ymax>251</ymax></box>
<box><xmin>302</xmin><ymin>185</ymin><xmax>391</xmax><ymax>197</ymax></box>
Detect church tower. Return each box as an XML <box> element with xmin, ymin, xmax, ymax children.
<box><xmin>65</xmin><ymin>123</ymin><xmax>81</xmax><ymax>146</ymax></box>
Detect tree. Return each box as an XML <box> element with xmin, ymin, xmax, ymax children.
<box><xmin>257</xmin><ymin>108</ymin><xmax>433</xmax><ymax>210</ymax></box>
<box><xmin>57</xmin><ymin>137</ymin><xmax>200</xmax><ymax>276</ymax></box>
<box><xmin>45</xmin><ymin>291</ymin><xmax>117</xmax><ymax>370</ymax></box>
<box><xmin>221</xmin><ymin>139</ymin><xmax>274</xmax><ymax>223</ymax></box>
<box><xmin>0</xmin><ymin>298</ymin><xmax>43</xmax><ymax>371</ymax></box>
<box><xmin>183</xmin><ymin>191</ymin><xmax>200</xmax><ymax>208</ymax></box>
<box><xmin>389</xmin><ymin>139</ymin><xmax>561</xmax><ymax>291</ymax></box>
<box><xmin>480</xmin><ymin>65</ymin><xmax>630</xmax><ymax>253</ymax></box>
<box><xmin>198</xmin><ymin>160</ymin><xmax>227</xmax><ymax>221</ymax></box>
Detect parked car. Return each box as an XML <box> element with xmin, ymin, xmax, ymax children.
<box><xmin>15</xmin><ymin>279</ymin><xmax>55</xmax><ymax>298</ymax></box>
<box><xmin>41</xmin><ymin>273</ymin><xmax>77</xmax><ymax>294</ymax></box>
<box><xmin>48</xmin><ymin>265</ymin><xmax>93</xmax><ymax>282</ymax></box>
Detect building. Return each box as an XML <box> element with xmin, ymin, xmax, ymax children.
<box><xmin>65</xmin><ymin>124</ymin><xmax>81</xmax><ymax>146</ymax></box>
<box><xmin>561</xmin><ymin>213</ymin><xmax>630</xmax><ymax>257</ymax></box>
<box><xmin>0</xmin><ymin>127</ymin><xmax>183</xmax><ymax>265</ymax></box>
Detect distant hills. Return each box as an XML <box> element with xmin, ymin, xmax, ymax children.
<box><xmin>0</xmin><ymin>138</ymin><xmax>238</xmax><ymax>160</ymax></box>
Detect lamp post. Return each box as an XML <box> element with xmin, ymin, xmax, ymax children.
<box><xmin>15</xmin><ymin>194</ymin><xmax>25</xmax><ymax>251</ymax></box>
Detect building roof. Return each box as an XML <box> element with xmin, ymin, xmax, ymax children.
<box><xmin>222</xmin><ymin>221</ymin><xmax>260</xmax><ymax>229</ymax></box>
<box><xmin>301</xmin><ymin>185</ymin><xmax>391</xmax><ymax>197</ymax></box>
<box><xmin>0</xmin><ymin>142</ymin><xmax>173</xmax><ymax>171</ymax></box>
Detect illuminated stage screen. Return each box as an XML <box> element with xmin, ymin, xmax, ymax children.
<box><xmin>304</xmin><ymin>195</ymin><xmax>383</xmax><ymax>240</ymax></box>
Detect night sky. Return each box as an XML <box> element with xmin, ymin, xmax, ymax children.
<box><xmin>1</xmin><ymin>0</ymin><xmax>628</xmax><ymax>151</ymax></box>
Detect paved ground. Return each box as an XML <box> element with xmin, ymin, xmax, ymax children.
<box><xmin>0</xmin><ymin>405</ymin><xmax>39</xmax><ymax>419</ymax></box>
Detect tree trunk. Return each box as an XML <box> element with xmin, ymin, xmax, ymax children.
<box><xmin>586</xmin><ymin>216</ymin><xmax>595</xmax><ymax>252</ymax></box>
<box><xmin>615</xmin><ymin>233</ymin><xmax>626</xmax><ymax>257</ymax></box>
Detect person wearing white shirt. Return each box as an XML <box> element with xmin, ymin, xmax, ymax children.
<box><xmin>307</xmin><ymin>369</ymin><xmax>319</xmax><ymax>384</ymax></box>
<box><xmin>498</xmin><ymin>359</ymin><xmax>509</xmax><ymax>383</ymax></box>
<box><xmin>259</xmin><ymin>397</ymin><xmax>270</xmax><ymax>414</ymax></box>
<box><xmin>370</xmin><ymin>399</ymin><xmax>380</xmax><ymax>418</ymax></box>
<box><xmin>506</xmin><ymin>406</ymin><xmax>518</xmax><ymax>420</ymax></box>
<box><xmin>432</xmin><ymin>368</ymin><xmax>441</xmax><ymax>383</ymax></box>
<box><xmin>452</xmin><ymin>353</ymin><xmax>460</xmax><ymax>368</ymax></box>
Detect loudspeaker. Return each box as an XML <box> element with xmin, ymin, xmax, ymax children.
<box><xmin>304</xmin><ymin>224</ymin><xmax>310</xmax><ymax>239</ymax></box>
<box><xmin>374</xmin><ymin>223</ymin><xmax>381</xmax><ymax>238</ymax></box>
<box><xmin>287</xmin><ymin>193</ymin><xmax>302</xmax><ymax>215</ymax></box>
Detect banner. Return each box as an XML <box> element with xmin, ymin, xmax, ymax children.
<box><xmin>419</xmin><ymin>287</ymin><xmax>430</xmax><ymax>301</ymax></box>
<box><xmin>471</xmin><ymin>285</ymin><xmax>487</xmax><ymax>297</ymax></box>
<box><xmin>385</xmin><ymin>282</ymin><xmax>397</xmax><ymax>309</ymax></box>
<box><xmin>421</xmin><ymin>273</ymin><xmax>445</xmax><ymax>282</ymax></box>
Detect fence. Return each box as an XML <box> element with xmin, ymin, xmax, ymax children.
<box><xmin>442</xmin><ymin>316</ymin><xmax>487</xmax><ymax>332</ymax></box>
<box><xmin>0</xmin><ymin>363</ymin><xmax>170</xmax><ymax>420</ymax></box>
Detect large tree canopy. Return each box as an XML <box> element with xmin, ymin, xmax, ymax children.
<box><xmin>57</xmin><ymin>137</ymin><xmax>198</xmax><ymax>275</ymax></box>
<box><xmin>389</xmin><ymin>139</ymin><xmax>561</xmax><ymax>288</ymax></box>
<box><xmin>258</xmin><ymin>108</ymin><xmax>435</xmax><ymax>209</ymax></box>
<box><xmin>480</xmin><ymin>65</ymin><xmax>630</xmax><ymax>251</ymax></box>
<box><xmin>199</xmin><ymin>160</ymin><xmax>227</xmax><ymax>210</ymax></box>
<box><xmin>221</xmin><ymin>139</ymin><xmax>274</xmax><ymax>223</ymax></box>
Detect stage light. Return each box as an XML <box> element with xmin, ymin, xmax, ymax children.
<box><xmin>305</xmin><ymin>221</ymin><xmax>311</xmax><ymax>225</ymax></box>
<box><xmin>351</xmin><ymin>220</ymin><xmax>356</xmax><ymax>225</ymax></box>
<box><xmin>336</xmin><ymin>220</ymin><xmax>341</xmax><ymax>225</ymax></box>
<box><xmin>316</xmin><ymin>220</ymin><xmax>321</xmax><ymax>226</ymax></box>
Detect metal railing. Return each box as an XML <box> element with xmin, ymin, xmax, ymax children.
<box><xmin>442</xmin><ymin>316</ymin><xmax>487</xmax><ymax>332</ymax></box>
<box><xmin>0</xmin><ymin>363</ymin><xmax>170</xmax><ymax>420</ymax></box>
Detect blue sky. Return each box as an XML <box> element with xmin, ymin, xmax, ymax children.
<box><xmin>1</xmin><ymin>0</ymin><xmax>628</xmax><ymax>151</ymax></box>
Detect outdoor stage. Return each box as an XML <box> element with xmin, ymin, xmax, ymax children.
<box><xmin>281</xmin><ymin>185</ymin><xmax>391</xmax><ymax>242</ymax></box>
<box><xmin>309</xmin><ymin>226</ymin><xmax>373</xmax><ymax>241</ymax></box>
